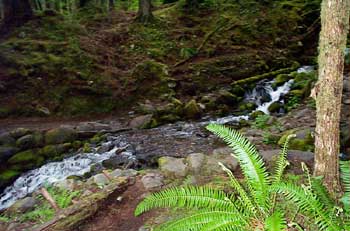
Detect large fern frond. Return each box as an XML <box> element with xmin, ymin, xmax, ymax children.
<box><xmin>206</xmin><ymin>123</ymin><xmax>270</xmax><ymax>209</ymax></box>
<box><xmin>311</xmin><ymin>177</ymin><xmax>336</xmax><ymax>211</ymax></box>
<box><xmin>272</xmin><ymin>134</ymin><xmax>293</xmax><ymax>184</ymax></box>
<box><xmin>154</xmin><ymin>209</ymin><xmax>247</xmax><ymax>231</ymax></box>
<box><xmin>135</xmin><ymin>186</ymin><xmax>235</xmax><ymax>216</ymax></box>
<box><xmin>219</xmin><ymin>162</ymin><xmax>257</xmax><ymax>216</ymax></box>
<box><xmin>264</xmin><ymin>211</ymin><xmax>287</xmax><ymax>231</ymax></box>
<box><xmin>340</xmin><ymin>161</ymin><xmax>350</xmax><ymax>215</ymax></box>
<box><xmin>271</xmin><ymin>182</ymin><xmax>342</xmax><ymax>231</ymax></box>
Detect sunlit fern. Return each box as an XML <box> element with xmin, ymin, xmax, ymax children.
<box><xmin>135</xmin><ymin>124</ymin><xmax>293</xmax><ymax>230</ymax></box>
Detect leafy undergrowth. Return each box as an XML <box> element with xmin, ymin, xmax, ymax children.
<box><xmin>0</xmin><ymin>0</ymin><xmax>321</xmax><ymax>117</ymax></box>
<box><xmin>2</xmin><ymin>187</ymin><xmax>80</xmax><ymax>224</ymax></box>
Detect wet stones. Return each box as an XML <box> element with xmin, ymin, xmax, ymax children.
<box><xmin>45</xmin><ymin>127</ymin><xmax>77</xmax><ymax>145</ymax></box>
<box><xmin>141</xmin><ymin>172</ymin><xmax>165</xmax><ymax>190</ymax></box>
<box><xmin>158</xmin><ymin>156</ymin><xmax>188</xmax><ymax>178</ymax></box>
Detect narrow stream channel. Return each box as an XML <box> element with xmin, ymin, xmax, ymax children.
<box><xmin>0</xmin><ymin>66</ymin><xmax>314</xmax><ymax>210</ymax></box>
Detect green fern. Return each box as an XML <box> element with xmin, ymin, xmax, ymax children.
<box><xmin>135</xmin><ymin>124</ymin><xmax>295</xmax><ymax>230</ymax></box>
<box><xmin>135</xmin><ymin>124</ymin><xmax>350</xmax><ymax>230</ymax></box>
<box><xmin>264</xmin><ymin>211</ymin><xmax>287</xmax><ymax>231</ymax></box>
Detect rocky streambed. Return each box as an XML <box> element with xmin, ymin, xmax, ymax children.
<box><xmin>2</xmin><ymin>66</ymin><xmax>349</xmax><ymax>230</ymax></box>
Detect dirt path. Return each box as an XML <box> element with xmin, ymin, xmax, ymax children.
<box><xmin>77</xmin><ymin>179</ymin><xmax>155</xmax><ymax>231</ymax></box>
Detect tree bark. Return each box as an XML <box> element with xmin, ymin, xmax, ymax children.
<box><xmin>109</xmin><ymin>0</ymin><xmax>115</xmax><ymax>11</ymax></box>
<box><xmin>136</xmin><ymin>0</ymin><xmax>153</xmax><ymax>23</ymax></box>
<box><xmin>314</xmin><ymin>0</ymin><xmax>350</xmax><ymax>193</ymax></box>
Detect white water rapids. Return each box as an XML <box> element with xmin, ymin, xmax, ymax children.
<box><xmin>0</xmin><ymin>66</ymin><xmax>314</xmax><ymax>211</ymax></box>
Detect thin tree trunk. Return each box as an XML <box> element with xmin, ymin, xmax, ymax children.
<box><xmin>314</xmin><ymin>0</ymin><xmax>350</xmax><ymax>193</ymax></box>
<box><xmin>109</xmin><ymin>0</ymin><xmax>115</xmax><ymax>11</ymax></box>
<box><xmin>136</xmin><ymin>0</ymin><xmax>153</xmax><ymax>23</ymax></box>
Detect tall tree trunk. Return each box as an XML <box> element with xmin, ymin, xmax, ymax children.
<box><xmin>314</xmin><ymin>0</ymin><xmax>350</xmax><ymax>193</ymax></box>
<box><xmin>109</xmin><ymin>0</ymin><xmax>115</xmax><ymax>11</ymax></box>
<box><xmin>1</xmin><ymin>0</ymin><xmax>33</xmax><ymax>33</ymax></box>
<box><xmin>136</xmin><ymin>0</ymin><xmax>153</xmax><ymax>23</ymax></box>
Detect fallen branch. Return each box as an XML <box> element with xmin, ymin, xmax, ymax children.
<box><xmin>40</xmin><ymin>188</ymin><xmax>59</xmax><ymax>212</ymax></box>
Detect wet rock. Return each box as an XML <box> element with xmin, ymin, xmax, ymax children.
<box><xmin>76</xmin><ymin>122</ymin><xmax>112</xmax><ymax>132</ymax></box>
<box><xmin>274</xmin><ymin>74</ymin><xmax>291</xmax><ymax>86</ymax></box>
<box><xmin>16</xmin><ymin>132</ymin><xmax>43</xmax><ymax>149</ymax></box>
<box><xmin>6</xmin><ymin>197</ymin><xmax>37</xmax><ymax>214</ymax></box>
<box><xmin>110</xmin><ymin>169</ymin><xmax>123</xmax><ymax>178</ymax></box>
<box><xmin>231</xmin><ymin>84</ymin><xmax>245</xmax><ymax>97</ymax></box>
<box><xmin>129</xmin><ymin>114</ymin><xmax>155</xmax><ymax>129</ymax></box>
<box><xmin>8</xmin><ymin>150</ymin><xmax>44</xmax><ymax>170</ymax></box>
<box><xmin>250</xmin><ymin>110</ymin><xmax>265</xmax><ymax>119</ymax></box>
<box><xmin>260</xmin><ymin>149</ymin><xmax>314</xmax><ymax>163</ymax></box>
<box><xmin>45</xmin><ymin>128</ymin><xmax>77</xmax><ymax>145</ymax></box>
<box><xmin>186</xmin><ymin>153</ymin><xmax>205</xmax><ymax>173</ymax></box>
<box><xmin>278</xmin><ymin>128</ymin><xmax>314</xmax><ymax>151</ymax></box>
<box><xmin>0</xmin><ymin>146</ymin><xmax>19</xmax><ymax>162</ymax></box>
<box><xmin>97</xmin><ymin>142</ymin><xmax>114</xmax><ymax>154</ymax></box>
<box><xmin>184</xmin><ymin>100</ymin><xmax>201</xmax><ymax>119</ymax></box>
<box><xmin>102</xmin><ymin>155</ymin><xmax>137</xmax><ymax>169</ymax></box>
<box><xmin>87</xmin><ymin>173</ymin><xmax>110</xmax><ymax>186</ymax></box>
<box><xmin>158</xmin><ymin>157</ymin><xmax>188</xmax><ymax>178</ymax></box>
<box><xmin>141</xmin><ymin>172</ymin><xmax>164</xmax><ymax>190</ymax></box>
<box><xmin>0</xmin><ymin>132</ymin><xmax>15</xmax><ymax>146</ymax></box>
<box><xmin>239</xmin><ymin>102</ymin><xmax>257</xmax><ymax>112</ymax></box>
<box><xmin>0</xmin><ymin>169</ymin><xmax>20</xmax><ymax>190</ymax></box>
<box><xmin>54</xmin><ymin>179</ymin><xmax>79</xmax><ymax>191</ymax></box>
<box><xmin>10</xmin><ymin>128</ymin><xmax>31</xmax><ymax>139</ymax></box>
<box><xmin>217</xmin><ymin>89</ymin><xmax>238</xmax><ymax>106</ymax></box>
<box><xmin>268</xmin><ymin>102</ymin><xmax>284</xmax><ymax>114</ymax></box>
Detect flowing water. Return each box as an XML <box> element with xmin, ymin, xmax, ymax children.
<box><xmin>0</xmin><ymin>66</ymin><xmax>314</xmax><ymax>211</ymax></box>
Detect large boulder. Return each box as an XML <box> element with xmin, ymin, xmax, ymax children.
<box><xmin>8</xmin><ymin>150</ymin><xmax>45</xmax><ymax>170</ymax></box>
<box><xmin>158</xmin><ymin>156</ymin><xmax>188</xmax><ymax>178</ymax></box>
<box><xmin>186</xmin><ymin>153</ymin><xmax>205</xmax><ymax>174</ymax></box>
<box><xmin>45</xmin><ymin>128</ymin><xmax>77</xmax><ymax>145</ymax></box>
<box><xmin>278</xmin><ymin>128</ymin><xmax>314</xmax><ymax>151</ymax></box>
<box><xmin>217</xmin><ymin>89</ymin><xmax>238</xmax><ymax>106</ymax></box>
<box><xmin>10</xmin><ymin>128</ymin><xmax>31</xmax><ymax>139</ymax></box>
<box><xmin>6</xmin><ymin>197</ymin><xmax>37</xmax><ymax>215</ymax></box>
<box><xmin>128</xmin><ymin>114</ymin><xmax>157</xmax><ymax>129</ymax></box>
<box><xmin>16</xmin><ymin>132</ymin><xmax>44</xmax><ymax>150</ymax></box>
<box><xmin>0</xmin><ymin>132</ymin><xmax>15</xmax><ymax>146</ymax></box>
<box><xmin>0</xmin><ymin>146</ymin><xmax>19</xmax><ymax>162</ymax></box>
<box><xmin>141</xmin><ymin>172</ymin><xmax>165</xmax><ymax>190</ymax></box>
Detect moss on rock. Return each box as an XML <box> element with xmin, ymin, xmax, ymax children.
<box><xmin>45</xmin><ymin>128</ymin><xmax>77</xmax><ymax>145</ymax></box>
<box><xmin>184</xmin><ymin>99</ymin><xmax>201</xmax><ymax>119</ymax></box>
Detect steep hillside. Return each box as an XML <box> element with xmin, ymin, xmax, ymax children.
<box><xmin>0</xmin><ymin>0</ymin><xmax>321</xmax><ymax>118</ymax></box>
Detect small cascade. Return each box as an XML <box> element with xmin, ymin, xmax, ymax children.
<box><xmin>0</xmin><ymin>136</ymin><xmax>136</xmax><ymax>210</ymax></box>
<box><xmin>0</xmin><ymin>66</ymin><xmax>314</xmax><ymax>211</ymax></box>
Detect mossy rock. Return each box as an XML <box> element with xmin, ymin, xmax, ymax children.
<box><xmin>38</xmin><ymin>144</ymin><xmax>69</xmax><ymax>158</ymax></box>
<box><xmin>45</xmin><ymin>128</ymin><xmax>77</xmax><ymax>145</ymax></box>
<box><xmin>268</xmin><ymin>102</ymin><xmax>284</xmax><ymax>114</ymax></box>
<box><xmin>278</xmin><ymin>129</ymin><xmax>314</xmax><ymax>151</ymax></box>
<box><xmin>0</xmin><ymin>169</ymin><xmax>21</xmax><ymax>189</ymax></box>
<box><xmin>10</xmin><ymin>128</ymin><xmax>32</xmax><ymax>139</ymax></box>
<box><xmin>0</xmin><ymin>146</ymin><xmax>20</xmax><ymax>162</ymax></box>
<box><xmin>273</xmin><ymin>74</ymin><xmax>291</xmax><ymax>87</ymax></box>
<box><xmin>217</xmin><ymin>90</ymin><xmax>238</xmax><ymax>106</ymax></box>
<box><xmin>15</xmin><ymin>132</ymin><xmax>44</xmax><ymax>150</ymax></box>
<box><xmin>184</xmin><ymin>99</ymin><xmax>201</xmax><ymax>119</ymax></box>
<box><xmin>8</xmin><ymin>150</ymin><xmax>45</xmax><ymax>170</ymax></box>
<box><xmin>230</xmin><ymin>85</ymin><xmax>245</xmax><ymax>97</ymax></box>
<box><xmin>0</xmin><ymin>132</ymin><xmax>16</xmax><ymax>146</ymax></box>
<box><xmin>239</xmin><ymin>102</ymin><xmax>257</xmax><ymax>112</ymax></box>
<box><xmin>250</xmin><ymin>110</ymin><xmax>265</xmax><ymax>119</ymax></box>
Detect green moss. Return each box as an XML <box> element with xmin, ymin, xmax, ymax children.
<box><xmin>38</xmin><ymin>145</ymin><xmax>58</xmax><ymax>157</ymax></box>
<box><xmin>0</xmin><ymin>169</ymin><xmax>20</xmax><ymax>181</ymax></box>
<box><xmin>8</xmin><ymin>150</ymin><xmax>45</xmax><ymax>170</ymax></box>
<box><xmin>184</xmin><ymin>99</ymin><xmax>201</xmax><ymax>119</ymax></box>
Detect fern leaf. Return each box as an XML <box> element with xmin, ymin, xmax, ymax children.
<box><xmin>340</xmin><ymin>161</ymin><xmax>350</xmax><ymax>214</ymax></box>
<box><xmin>272</xmin><ymin>134</ymin><xmax>293</xmax><ymax>184</ymax></box>
<box><xmin>271</xmin><ymin>182</ymin><xmax>342</xmax><ymax>231</ymax></box>
<box><xmin>219</xmin><ymin>162</ymin><xmax>257</xmax><ymax>215</ymax></box>
<box><xmin>264</xmin><ymin>211</ymin><xmax>287</xmax><ymax>231</ymax></box>
<box><xmin>135</xmin><ymin>186</ymin><xmax>235</xmax><ymax>216</ymax></box>
<box><xmin>206</xmin><ymin>124</ymin><xmax>270</xmax><ymax>209</ymax></box>
<box><xmin>311</xmin><ymin>177</ymin><xmax>336</xmax><ymax>211</ymax></box>
<box><xmin>155</xmin><ymin>209</ymin><xmax>246</xmax><ymax>231</ymax></box>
